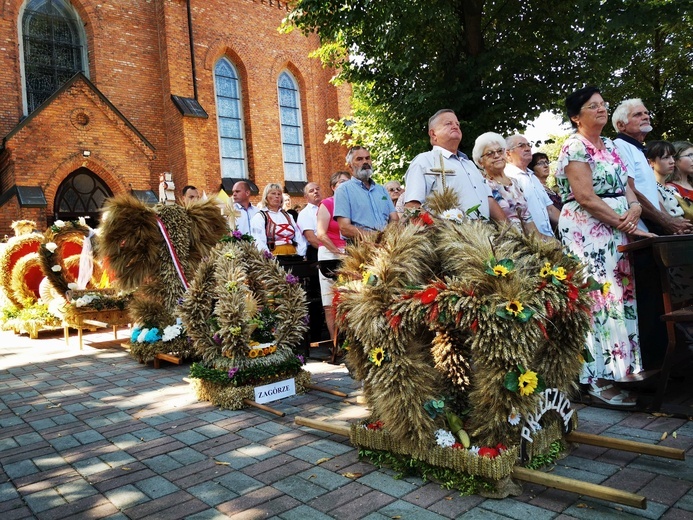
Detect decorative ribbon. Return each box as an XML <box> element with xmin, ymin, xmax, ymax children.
<box><xmin>77</xmin><ymin>228</ymin><xmax>95</xmax><ymax>290</ymax></box>
<box><xmin>156</xmin><ymin>217</ymin><xmax>189</xmax><ymax>290</ymax></box>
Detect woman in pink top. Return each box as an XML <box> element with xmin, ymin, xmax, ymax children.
<box><xmin>316</xmin><ymin>171</ymin><xmax>350</xmax><ymax>340</ymax></box>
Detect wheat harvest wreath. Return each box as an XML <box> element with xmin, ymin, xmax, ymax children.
<box><xmin>331</xmin><ymin>189</ymin><xmax>596</xmax><ymax>496</ymax></box>
<box><xmin>181</xmin><ymin>237</ymin><xmax>311</xmax><ymax>410</ymax></box>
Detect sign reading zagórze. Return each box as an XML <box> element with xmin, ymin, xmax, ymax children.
<box><xmin>254</xmin><ymin>378</ymin><xmax>296</xmax><ymax>404</ymax></box>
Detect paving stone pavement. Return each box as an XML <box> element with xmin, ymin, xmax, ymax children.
<box><xmin>0</xmin><ymin>328</ymin><xmax>691</xmax><ymax>520</ymax></box>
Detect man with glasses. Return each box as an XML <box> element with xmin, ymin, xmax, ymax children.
<box><xmin>403</xmin><ymin>109</ymin><xmax>506</xmax><ymax>222</ymax></box>
<box><xmin>613</xmin><ymin>99</ymin><xmax>692</xmax><ymax>234</ymax></box>
<box><xmin>504</xmin><ymin>134</ymin><xmax>558</xmax><ymax>238</ymax></box>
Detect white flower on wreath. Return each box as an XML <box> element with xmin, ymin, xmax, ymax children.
<box><xmin>434</xmin><ymin>429</ymin><xmax>456</xmax><ymax>448</ymax></box>
<box><xmin>67</xmin><ymin>283</ymin><xmax>78</xmax><ymax>290</ymax></box>
<box><xmin>75</xmin><ymin>294</ymin><xmax>96</xmax><ymax>307</ymax></box>
<box><xmin>468</xmin><ymin>446</ymin><xmax>480</xmax><ymax>456</ymax></box>
<box><xmin>51</xmin><ymin>265</ymin><xmax>62</xmax><ymax>272</ymax></box>
<box><xmin>440</xmin><ymin>208</ymin><xmax>466</xmax><ymax>223</ymax></box>
<box><xmin>78</xmin><ymin>217</ymin><xmax>87</xmax><ymax>227</ymax></box>
<box><xmin>45</xmin><ymin>242</ymin><xmax>58</xmax><ymax>253</ymax></box>
<box><xmin>161</xmin><ymin>324</ymin><xmax>182</xmax><ymax>342</ymax></box>
<box><xmin>508</xmin><ymin>408</ymin><xmax>522</xmax><ymax>426</ymax></box>
<box><xmin>137</xmin><ymin>328</ymin><xmax>150</xmax><ymax>343</ymax></box>
<box><xmin>54</xmin><ymin>220</ymin><xmax>66</xmax><ymax>228</ymax></box>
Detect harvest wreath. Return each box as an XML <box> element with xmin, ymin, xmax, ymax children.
<box><xmin>332</xmin><ymin>189</ymin><xmax>594</xmax><ymax>495</ymax></box>
<box><xmin>37</xmin><ymin>219</ymin><xmax>131</xmax><ymax>321</ymax></box>
<box><xmin>181</xmin><ymin>238</ymin><xmax>310</xmax><ymax>409</ymax></box>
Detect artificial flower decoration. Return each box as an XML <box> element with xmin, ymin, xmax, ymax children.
<box><xmin>67</xmin><ymin>282</ymin><xmax>78</xmax><ymax>290</ymax></box>
<box><xmin>496</xmin><ymin>299</ymin><xmax>534</xmax><ymax>322</ymax></box>
<box><xmin>161</xmin><ymin>324</ymin><xmax>183</xmax><ymax>342</ymax></box>
<box><xmin>415</xmin><ymin>286</ymin><xmax>438</xmax><ymax>304</ymax></box>
<box><xmin>602</xmin><ymin>281</ymin><xmax>612</xmax><ymax>297</ymax></box>
<box><xmin>227</xmin><ymin>367</ymin><xmax>239</xmax><ymax>379</ymax></box>
<box><xmin>518</xmin><ymin>370</ymin><xmax>539</xmax><ymax>396</ymax></box>
<box><xmin>366</xmin><ymin>420</ymin><xmax>384</xmax><ymax>431</ymax></box>
<box><xmin>478</xmin><ymin>447</ymin><xmax>499</xmax><ymax>458</ymax></box>
<box><xmin>539</xmin><ymin>262</ymin><xmax>553</xmax><ymax>278</ymax></box>
<box><xmin>552</xmin><ymin>266</ymin><xmax>567</xmax><ymax>281</ymax></box>
<box><xmin>504</xmin><ymin>365</ymin><xmax>546</xmax><ymax>396</ymax></box>
<box><xmin>506</xmin><ymin>300</ymin><xmax>523</xmax><ymax>316</ymax></box>
<box><xmin>362</xmin><ymin>271</ymin><xmax>377</xmax><ymax>287</ymax></box>
<box><xmin>286</xmin><ymin>273</ymin><xmax>300</xmax><ymax>285</ymax></box>
<box><xmin>51</xmin><ymin>265</ymin><xmax>62</xmax><ymax>272</ymax></box>
<box><xmin>434</xmin><ymin>429</ymin><xmax>456</xmax><ymax>448</ymax></box>
<box><xmin>485</xmin><ymin>257</ymin><xmax>514</xmax><ymax>277</ymax></box>
<box><xmin>53</xmin><ymin>220</ymin><xmax>66</xmax><ymax>228</ymax></box>
<box><xmin>369</xmin><ymin>346</ymin><xmax>386</xmax><ymax>367</ymax></box>
<box><xmin>508</xmin><ymin>409</ymin><xmax>522</xmax><ymax>426</ymax></box>
<box><xmin>44</xmin><ymin>242</ymin><xmax>58</xmax><ymax>254</ymax></box>
<box><xmin>440</xmin><ymin>208</ymin><xmax>466</xmax><ymax>223</ymax></box>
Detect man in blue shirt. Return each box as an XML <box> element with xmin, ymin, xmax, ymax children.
<box><xmin>334</xmin><ymin>146</ymin><xmax>398</xmax><ymax>238</ymax></box>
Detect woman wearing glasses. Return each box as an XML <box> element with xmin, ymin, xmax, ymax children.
<box><xmin>556</xmin><ymin>86</ymin><xmax>650</xmax><ymax>407</ymax></box>
<box><xmin>472</xmin><ymin>132</ymin><xmax>539</xmax><ymax>235</ymax></box>
<box><xmin>667</xmin><ymin>141</ymin><xmax>693</xmax><ymax>200</ymax></box>
<box><xmin>529</xmin><ymin>152</ymin><xmax>562</xmax><ymax>211</ymax></box>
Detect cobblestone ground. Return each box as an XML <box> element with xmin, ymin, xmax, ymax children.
<box><xmin>0</xmin><ymin>328</ymin><xmax>691</xmax><ymax>520</ymax></box>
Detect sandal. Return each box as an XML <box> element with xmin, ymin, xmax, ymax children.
<box><xmin>587</xmin><ymin>383</ymin><xmax>637</xmax><ymax>408</ymax></box>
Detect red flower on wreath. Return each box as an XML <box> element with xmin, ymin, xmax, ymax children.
<box><xmin>386</xmin><ymin>310</ymin><xmax>401</xmax><ymax>329</ymax></box>
<box><xmin>478</xmin><ymin>447</ymin><xmax>499</xmax><ymax>458</ymax></box>
<box><xmin>416</xmin><ymin>287</ymin><xmax>438</xmax><ymax>304</ymax></box>
<box><xmin>566</xmin><ymin>283</ymin><xmax>579</xmax><ymax>301</ymax></box>
<box><xmin>413</xmin><ymin>212</ymin><xmax>435</xmax><ymax>226</ymax></box>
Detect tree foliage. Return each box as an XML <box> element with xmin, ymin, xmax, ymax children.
<box><xmin>284</xmin><ymin>0</ymin><xmax>693</xmax><ymax>180</ymax></box>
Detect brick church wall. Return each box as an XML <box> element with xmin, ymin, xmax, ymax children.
<box><xmin>0</xmin><ymin>0</ymin><xmax>347</xmax><ymax>234</ymax></box>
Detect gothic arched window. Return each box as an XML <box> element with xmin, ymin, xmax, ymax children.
<box><xmin>214</xmin><ymin>58</ymin><xmax>247</xmax><ymax>179</ymax></box>
<box><xmin>21</xmin><ymin>0</ymin><xmax>87</xmax><ymax>114</ymax></box>
<box><xmin>277</xmin><ymin>71</ymin><xmax>306</xmax><ymax>181</ymax></box>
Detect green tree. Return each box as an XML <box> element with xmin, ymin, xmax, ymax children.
<box><xmin>285</xmin><ymin>0</ymin><xmax>692</xmax><ymax>179</ymax></box>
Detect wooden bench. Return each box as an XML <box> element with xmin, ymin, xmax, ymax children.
<box><xmin>64</xmin><ymin>308</ymin><xmax>130</xmax><ymax>350</ymax></box>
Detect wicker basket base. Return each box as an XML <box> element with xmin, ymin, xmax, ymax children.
<box><xmin>190</xmin><ymin>369</ymin><xmax>313</xmax><ymax>410</ymax></box>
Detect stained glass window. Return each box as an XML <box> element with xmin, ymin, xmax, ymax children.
<box><xmin>22</xmin><ymin>0</ymin><xmax>86</xmax><ymax>113</ymax></box>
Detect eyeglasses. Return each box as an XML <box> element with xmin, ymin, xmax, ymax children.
<box><xmin>387</xmin><ymin>186</ymin><xmax>403</xmax><ymax>192</ymax></box>
<box><xmin>509</xmin><ymin>142</ymin><xmax>531</xmax><ymax>151</ymax></box>
<box><xmin>535</xmin><ymin>160</ymin><xmax>550</xmax><ymax>167</ymax></box>
<box><xmin>678</xmin><ymin>153</ymin><xmax>693</xmax><ymax>160</ymax></box>
<box><xmin>582</xmin><ymin>101</ymin><xmax>609</xmax><ymax>111</ymax></box>
<box><xmin>481</xmin><ymin>148</ymin><xmax>505</xmax><ymax>159</ymax></box>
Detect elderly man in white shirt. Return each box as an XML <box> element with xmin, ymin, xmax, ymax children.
<box><xmin>404</xmin><ymin>109</ymin><xmax>507</xmax><ymax>223</ymax></box>
<box><xmin>504</xmin><ymin>134</ymin><xmax>558</xmax><ymax>238</ymax></box>
<box><xmin>612</xmin><ymin>98</ymin><xmax>692</xmax><ymax>235</ymax></box>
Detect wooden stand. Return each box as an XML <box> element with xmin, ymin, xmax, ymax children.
<box><xmin>153</xmin><ymin>353</ymin><xmax>182</xmax><ymax>369</ymax></box>
<box><xmin>293</xmin><ymin>416</ymin><xmax>685</xmax><ymax>510</ymax></box>
<box><xmin>64</xmin><ymin>309</ymin><xmax>130</xmax><ymax>350</ymax></box>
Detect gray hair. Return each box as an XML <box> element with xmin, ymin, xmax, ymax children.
<box><xmin>428</xmin><ymin>109</ymin><xmax>456</xmax><ymax>131</ymax></box>
<box><xmin>611</xmin><ymin>98</ymin><xmax>644</xmax><ymax>133</ymax></box>
<box><xmin>472</xmin><ymin>132</ymin><xmax>506</xmax><ymax>167</ymax></box>
<box><xmin>345</xmin><ymin>146</ymin><xmax>368</xmax><ymax>166</ymax></box>
<box><xmin>505</xmin><ymin>134</ymin><xmax>526</xmax><ymax>149</ymax></box>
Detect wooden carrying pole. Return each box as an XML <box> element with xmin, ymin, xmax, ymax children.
<box><xmin>304</xmin><ymin>383</ymin><xmax>348</xmax><ymax>398</ymax></box>
<box><xmin>566</xmin><ymin>431</ymin><xmax>685</xmax><ymax>460</ymax></box>
<box><xmin>243</xmin><ymin>399</ymin><xmax>285</xmax><ymax>417</ymax></box>
<box><xmin>512</xmin><ymin>467</ymin><xmax>645</xmax><ymax>509</ymax></box>
<box><xmin>294</xmin><ymin>416</ymin><xmax>648</xmax><ymax>510</ymax></box>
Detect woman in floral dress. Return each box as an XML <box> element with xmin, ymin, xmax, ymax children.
<box><xmin>555</xmin><ymin>86</ymin><xmax>650</xmax><ymax>407</ymax></box>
